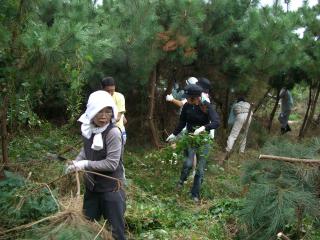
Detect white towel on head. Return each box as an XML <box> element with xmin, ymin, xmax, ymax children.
<box><xmin>78</xmin><ymin>90</ymin><xmax>118</xmax><ymax>150</ymax></box>
<box><xmin>78</xmin><ymin>90</ymin><xmax>118</xmax><ymax>125</ymax></box>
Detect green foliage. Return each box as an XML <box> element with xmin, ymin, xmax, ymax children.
<box><xmin>239</xmin><ymin>138</ymin><xmax>320</xmax><ymax>239</ymax></box>
<box><xmin>175</xmin><ymin>132</ymin><xmax>214</xmax><ymax>156</ymax></box>
<box><xmin>261</xmin><ymin>136</ymin><xmax>319</xmax><ymax>159</ymax></box>
<box><xmin>126</xmin><ymin>186</ymin><xmax>230</xmax><ymax>239</ymax></box>
<box><xmin>8</xmin><ymin>123</ymin><xmax>78</xmax><ymax>181</ymax></box>
<box><xmin>1</xmin><ymin>0</ymin><xmax>319</xmax><ymax>142</ymax></box>
<box><xmin>8</xmin><ymin>92</ymin><xmax>43</xmax><ymax>128</ymax></box>
<box><xmin>124</xmin><ymin>136</ymin><xmax>239</xmax><ymax>239</ymax></box>
<box><xmin>209</xmin><ymin>198</ymin><xmax>243</xmax><ymax>221</ymax></box>
<box><xmin>288</xmin><ymin>113</ymin><xmax>301</xmax><ymax>121</ymax></box>
<box><xmin>63</xmin><ymin>61</ymin><xmax>85</xmax><ymax>122</ymax></box>
<box><xmin>247</xmin><ymin>120</ymin><xmax>269</xmax><ymax>149</ymax></box>
<box><xmin>235</xmin><ymin>7</ymin><xmax>301</xmax><ymax>83</ymax></box>
<box><xmin>0</xmin><ymin>171</ymin><xmax>58</xmax><ymax>228</ymax></box>
<box><xmin>25</xmin><ymin>224</ymin><xmax>106</xmax><ymax>240</ymax></box>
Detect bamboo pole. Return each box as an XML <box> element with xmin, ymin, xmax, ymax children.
<box><xmin>259</xmin><ymin>154</ymin><xmax>320</xmax><ymax>164</ymax></box>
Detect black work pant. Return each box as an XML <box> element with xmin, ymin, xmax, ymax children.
<box><xmin>83</xmin><ymin>189</ymin><xmax>126</xmax><ymax>240</ymax></box>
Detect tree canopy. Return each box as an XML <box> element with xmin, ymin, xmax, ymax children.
<box><xmin>0</xmin><ymin>0</ymin><xmax>319</xmax><ymax>138</ymax></box>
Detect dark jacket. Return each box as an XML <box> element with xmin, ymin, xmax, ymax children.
<box><xmin>173</xmin><ymin>101</ymin><xmax>220</xmax><ymax>136</ymax></box>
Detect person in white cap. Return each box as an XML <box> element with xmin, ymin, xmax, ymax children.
<box><xmin>166</xmin><ymin>77</ymin><xmax>198</xmax><ymax>107</ymax></box>
<box><xmin>66</xmin><ymin>90</ymin><xmax>126</xmax><ymax>240</ymax></box>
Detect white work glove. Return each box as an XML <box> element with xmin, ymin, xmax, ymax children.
<box><xmin>181</xmin><ymin>127</ymin><xmax>187</xmax><ymax>134</ymax></box>
<box><xmin>209</xmin><ymin>129</ymin><xmax>215</xmax><ymax>139</ymax></box>
<box><xmin>166</xmin><ymin>134</ymin><xmax>176</xmax><ymax>142</ymax></box>
<box><xmin>166</xmin><ymin>94</ymin><xmax>174</xmax><ymax>102</ymax></box>
<box><xmin>66</xmin><ymin>160</ymin><xmax>89</xmax><ymax>173</ymax></box>
<box><xmin>193</xmin><ymin>126</ymin><xmax>206</xmax><ymax>135</ymax></box>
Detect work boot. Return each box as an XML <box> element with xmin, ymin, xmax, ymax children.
<box><xmin>191</xmin><ymin>194</ymin><xmax>200</xmax><ymax>204</ymax></box>
<box><xmin>192</xmin><ymin>196</ymin><xmax>200</xmax><ymax>203</ymax></box>
<box><xmin>176</xmin><ymin>181</ymin><xmax>183</xmax><ymax>191</ymax></box>
<box><xmin>285</xmin><ymin>124</ymin><xmax>291</xmax><ymax>132</ymax></box>
<box><xmin>224</xmin><ymin>151</ymin><xmax>230</xmax><ymax>161</ymax></box>
<box><xmin>218</xmin><ymin>151</ymin><xmax>229</xmax><ymax>166</ymax></box>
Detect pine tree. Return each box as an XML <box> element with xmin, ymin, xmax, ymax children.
<box><xmin>239</xmin><ymin>137</ymin><xmax>320</xmax><ymax>239</ymax></box>
<box><xmin>295</xmin><ymin>4</ymin><xmax>320</xmax><ymax>138</ymax></box>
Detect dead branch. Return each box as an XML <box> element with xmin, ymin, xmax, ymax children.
<box><xmin>277</xmin><ymin>232</ymin><xmax>291</xmax><ymax>240</ymax></box>
<box><xmin>75</xmin><ymin>171</ymin><xmax>80</xmax><ymax>197</ymax></box>
<box><xmin>259</xmin><ymin>154</ymin><xmax>320</xmax><ymax>164</ymax></box>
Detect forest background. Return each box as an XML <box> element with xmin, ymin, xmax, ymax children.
<box><xmin>1</xmin><ymin>0</ymin><xmax>320</xmax><ymax>144</ymax></box>
<box><xmin>0</xmin><ymin>0</ymin><xmax>320</xmax><ymax>239</ymax></box>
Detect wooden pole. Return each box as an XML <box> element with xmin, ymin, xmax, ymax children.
<box><xmin>259</xmin><ymin>154</ymin><xmax>320</xmax><ymax>164</ymax></box>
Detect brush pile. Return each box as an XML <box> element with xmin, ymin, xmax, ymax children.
<box><xmin>0</xmin><ymin>170</ymin><xmax>113</xmax><ymax>240</ymax></box>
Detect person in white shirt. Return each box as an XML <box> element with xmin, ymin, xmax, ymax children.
<box><xmin>225</xmin><ymin>96</ymin><xmax>252</xmax><ymax>157</ymax></box>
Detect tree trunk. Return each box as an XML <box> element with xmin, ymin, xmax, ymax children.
<box><xmin>147</xmin><ymin>66</ymin><xmax>161</xmax><ymax>148</ymax></box>
<box><xmin>0</xmin><ymin>95</ymin><xmax>9</xmax><ymax>180</ymax></box>
<box><xmin>304</xmin><ymin>81</ymin><xmax>320</xmax><ymax>133</ymax></box>
<box><xmin>223</xmin><ymin>88</ymin><xmax>230</xmax><ymax>129</ymax></box>
<box><xmin>296</xmin><ymin>205</ymin><xmax>304</xmax><ymax>238</ymax></box>
<box><xmin>299</xmin><ymin>85</ymin><xmax>312</xmax><ymax>138</ymax></box>
<box><xmin>254</xmin><ymin>87</ymin><xmax>271</xmax><ymax>114</ymax></box>
<box><xmin>267</xmin><ymin>89</ymin><xmax>280</xmax><ymax>132</ymax></box>
<box><xmin>164</xmin><ymin>68</ymin><xmax>176</xmax><ymax>95</ymax></box>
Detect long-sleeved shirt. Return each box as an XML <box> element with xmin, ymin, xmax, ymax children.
<box><xmin>233</xmin><ymin>101</ymin><xmax>251</xmax><ymax>115</ymax></box>
<box><xmin>279</xmin><ymin>88</ymin><xmax>293</xmax><ymax>112</ymax></box>
<box><xmin>75</xmin><ymin>127</ymin><xmax>122</xmax><ymax>172</ymax></box>
<box><xmin>76</xmin><ymin>125</ymin><xmax>124</xmax><ymax>192</ymax></box>
<box><xmin>173</xmin><ymin>102</ymin><xmax>220</xmax><ymax>136</ymax></box>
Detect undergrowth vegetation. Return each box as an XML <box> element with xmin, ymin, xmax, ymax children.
<box><xmin>1</xmin><ymin>125</ymin><xmax>320</xmax><ymax>239</ymax></box>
